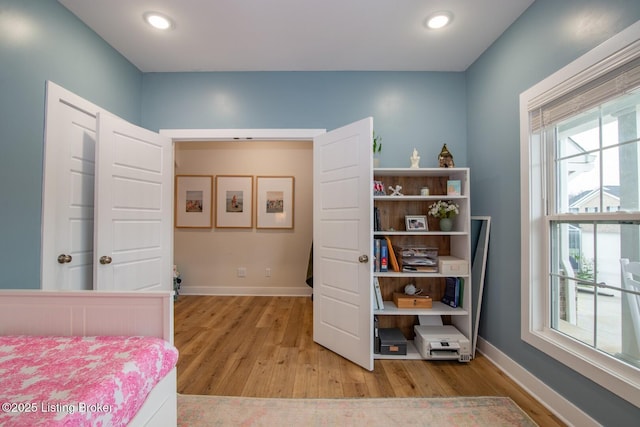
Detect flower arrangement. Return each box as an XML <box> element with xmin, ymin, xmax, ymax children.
<box><xmin>428</xmin><ymin>200</ymin><xmax>459</xmax><ymax>219</ymax></box>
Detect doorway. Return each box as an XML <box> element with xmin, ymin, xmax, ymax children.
<box><xmin>163</xmin><ymin>129</ymin><xmax>323</xmax><ymax>297</ymax></box>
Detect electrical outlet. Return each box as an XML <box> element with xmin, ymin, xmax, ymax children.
<box><xmin>237</xmin><ymin>267</ymin><xmax>246</xmax><ymax>277</ymax></box>
<box><xmin>265</xmin><ymin>268</ymin><xmax>271</xmax><ymax>277</ymax></box>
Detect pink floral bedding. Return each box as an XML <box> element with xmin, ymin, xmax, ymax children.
<box><xmin>0</xmin><ymin>335</ymin><xmax>178</xmax><ymax>426</ymax></box>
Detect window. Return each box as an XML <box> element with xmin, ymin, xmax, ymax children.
<box><xmin>520</xmin><ymin>22</ymin><xmax>640</xmax><ymax>407</ymax></box>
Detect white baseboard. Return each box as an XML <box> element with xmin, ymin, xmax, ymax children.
<box><xmin>476</xmin><ymin>337</ymin><xmax>598</xmax><ymax>427</ymax></box>
<box><xmin>179</xmin><ymin>285</ymin><xmax>313</xmax><ymax>297</ymax></box>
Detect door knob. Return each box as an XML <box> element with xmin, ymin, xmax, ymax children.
<box><xmin>358</xmin><ymin>255</ymin><xmax>369</xmax><ymax>263</ymax></box>
<box><xmin>99</xmin><ymin>256</ymin><xmax>113</xmax><ymax>265</ymax></box>
<box><xmin>57</xmin><ymin>254</ymin><xmax>72</xmax><ymax>264</ymax></box>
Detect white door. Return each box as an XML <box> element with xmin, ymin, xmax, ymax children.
<box><xmin>41</xmin><ymin>82</ymin><xmax>99</xmax><ymax>290</ymax></box>
<box><xmin>42</xmin><ymin>82</ymin><xmax>173</xmax><ymax>292</ymax></box>
<box><xmin>94</xmin><ymin>112</ymin><xmax>173</xmax><ymax>291</ymax></box>
<box><xmin>313</xmin><ymin>117</ymin><xmax>373</xmax><ymax>371</ymax></box>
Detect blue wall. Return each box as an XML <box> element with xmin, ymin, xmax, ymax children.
<box><xmin>1</xmin><ymin>0</ymin><xmax>640</xmax><ymax>423</ymax></box>
<box><xmin>141</xmin><ymin>71</ymin><xmax>466</xmax><ymax>169</ymax></box>
<box><xmin>0</xmin><ymin>0</ymin><xmax>142</xmax><ymax>289</ymax></box>
<box><xmin>466</xmin><ymin>0</ymin><xmax>640</xmax><ymax>424</ymax></box>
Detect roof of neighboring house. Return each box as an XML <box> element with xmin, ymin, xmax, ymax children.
<box><xmin>569</xmin><ymin>186</ymin><xmax>620</xmax><ymax>208</ymax></box>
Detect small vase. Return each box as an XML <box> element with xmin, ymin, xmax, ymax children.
<box><xmin>439</xmin><ymin>217</ymin><xmax>453</xmax><ymax>232</ymax></box>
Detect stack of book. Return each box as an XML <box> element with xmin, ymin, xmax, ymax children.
<box><xmin>373</xmin><ymin>237</ymin><xmax>400</xmax><ymax>272</ymax></box>
<box><xmin>442</xmin><ymin>277</ymin><xmax>464</xmax><ymax>308</ymax></box>
<box><xmin>373</xmin><ymin>238</ymin><xmax>389</xmax><ymax>272</ymax></box>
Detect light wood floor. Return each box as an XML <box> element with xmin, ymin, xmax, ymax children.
<box><xmin>174</xmin><ymin>295</ymin><xmax>565</xmax><ymax>426</ymax></box>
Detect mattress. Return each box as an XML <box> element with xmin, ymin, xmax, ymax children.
<box><xmin>0</xmin><ymin>335</ymin><xmax>178</xmax><ymax>426</ymax></box>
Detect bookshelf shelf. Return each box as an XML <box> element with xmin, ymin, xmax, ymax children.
<box><xmin>373</xmin><ymin>231</ymin><xmax>467</xmax><ymax>236</ymax></box>
<box><xmin>374</xmin><ymin>300</ymin><xmax>468</xmax><ymax>316</ymax></box>
<box><xmin>374</xmin><ymin>271</ymin><xmax>469</xmax><ymax>279</ymax></box>
<box><xmin>374</xmin><ymin>341</ymin><xmax>423</xmax><ymax>360</ymax></box>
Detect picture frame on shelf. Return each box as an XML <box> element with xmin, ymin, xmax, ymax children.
<box><xmin>256</xmin><ymin>176</ymin><xmax>294</xmax><ymax>229</ymax></box>
<box><xmin>175</xmin><ymin>175</ymin><xmax>213</xmax><ymax>228</ymax></box>
<box><xmin>215</xmin><ymin>175</ymin><xmax>253</xmax><ymax>228</ymax></box>
<box><xmin>405</xmin><ymin>215</ymin><xmax>428</xmax><ymax>231</ymax></box>
<box><xmin>447</xmin><ymin>180</ymin><xmax>461</xmax><ymax>196</ymax></box>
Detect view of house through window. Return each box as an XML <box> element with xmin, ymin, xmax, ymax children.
<box><xmin>546</xmin><ymin>88</ymin><xmax>640</xmax><ymax>368</ymax></box>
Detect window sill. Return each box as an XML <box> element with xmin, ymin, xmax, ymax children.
<box><xmin>522</xmin><ymin>326</ymin><xmax>640</xmax><ymax>407</ymax></box>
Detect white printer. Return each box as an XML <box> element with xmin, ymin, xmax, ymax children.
<box><xmin>414</xmin><ymin>325</ymin><xmax>471</xmax><ymax>362</ymax></box>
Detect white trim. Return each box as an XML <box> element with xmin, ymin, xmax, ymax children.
<box><xmin>476</xmin><ymin>337</ymin><xmax>598</xmax><ymax>427</ymax></box>
<box><xmin>160</xmin><ymin>128</ymin><xmax>325</xmax><ymax>141</ymax></box>
<box><xmin>520</xmin><ymin>20</ymin><xmax>640</xmax><ymax>408</ymax></box>
<box><xmin>179</xmin><ymin>285</ymin><xmax>312</xmax><ymax>297</ymax></box>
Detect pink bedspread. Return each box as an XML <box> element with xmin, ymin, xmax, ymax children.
<box><xmin>0</xmin><ymin>335</ymin><xmax>178</xmax><ymax>426</ymax></box>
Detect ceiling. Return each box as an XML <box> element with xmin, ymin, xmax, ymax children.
<box><xmin>58</xmin><ymin>0</ymin><xmax>534</xmax><ymax>73</ymax></box>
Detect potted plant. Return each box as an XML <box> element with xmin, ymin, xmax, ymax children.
<box><xmin>428</xmin><ymin>200</ymin><xmax>459</xmax><ymax>231</ymax></box>
<box><xmin>373</xmin><ymin>131</ymin><xmax>382</xmax><ymax>167</ymax></box>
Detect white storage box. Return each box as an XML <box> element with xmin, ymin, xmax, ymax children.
<box><xmin>438</xmin><ymin>256</ymin><xmax>468</xmax><ymax>275</ymax></box>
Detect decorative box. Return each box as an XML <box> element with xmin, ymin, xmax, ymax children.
<box><xmin>393</xmin><ymin>293</ymin><xmax>432</xmax><ymax>309</ymax></box>
<box><xmin>378</xmin><ymin>328</ymin><xmax>407</xmax><ymax>355</ymax></box>
<box><xmin>438</xmin><ymin>256</ymin><xmax>469</xmax><ymax>275</ymax></box>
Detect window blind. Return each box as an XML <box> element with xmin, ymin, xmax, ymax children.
<box><xmin>529</xmin><ymin>39</ymin><xmax>640</xmax><ymax>131</ymax></box>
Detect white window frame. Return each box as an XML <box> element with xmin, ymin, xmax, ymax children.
<box><xmin>520</xmin><ymin>20</ymin><xmax>640</xmax><ymax>407</ymax></box>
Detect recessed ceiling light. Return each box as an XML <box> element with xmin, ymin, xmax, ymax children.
<box><xmin>425</xmin><ymin>11</ymin><xmax>453</xmax><ymax>30</ymax></box>
<box><xmin>144</xmin><ymin>12</ymin><xmax>174</xmax><ymax>30</ymax></box>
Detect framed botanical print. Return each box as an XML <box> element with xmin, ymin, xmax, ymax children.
<box><xmin>175</xmin><ymin>175</ymin><xmax>213</xmax><ymax>228</ymax></box>
<box><xmin>215</xmin><ymin>175</ymin><xmax>253</xmax><ymax>228</ymax></box>
<box><xmin>256</xmin><ymin>176</ymin><xmax>294</xmax><ymax>229</ymax></box>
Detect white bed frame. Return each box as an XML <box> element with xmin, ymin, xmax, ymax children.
<box><xmin>0</xmin><ymin>290</ymin><xmax>177</xmax><ymax>427</ymax></box>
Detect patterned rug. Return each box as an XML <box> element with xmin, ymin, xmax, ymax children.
<box><xmin>178</xmin><ymin>394</ymin><xmax>538</xmax><ymax>426</ymax></box>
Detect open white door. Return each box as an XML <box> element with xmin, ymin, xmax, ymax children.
<box><xmin>94</xmin><ymin>112</ymin><xmax>173</xmax><ymax>291</ymax></box>
<box><xmin>313</xmin><ymin>117</ymin><xmax>373</xmax><ymax>371</ymax></box>
<box><xmin>42</xmin><ymin>82</ymin><xmax>99</xmax><ymax>290</ymax></box>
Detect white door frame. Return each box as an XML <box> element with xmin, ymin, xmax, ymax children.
<box><xmin>159</xmin><ymin>128</ymin><xmax>325</xmax><ymax>142</ymax></box>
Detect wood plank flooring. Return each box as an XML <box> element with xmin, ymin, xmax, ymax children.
<box><xmin>174</xmin><ymin>295</ymin><xmax>566</xmax><ymax>426</ymax></box>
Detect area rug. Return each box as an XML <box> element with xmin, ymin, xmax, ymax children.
<box><xmin>178</xmin><ymin>394</ymin><xmax>538</xmax><ymax>426</ymax></box>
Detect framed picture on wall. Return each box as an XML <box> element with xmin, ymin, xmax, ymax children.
<box><xmin>256</xmin><ymin>176</ymin><xmax>294</xmax><ymax>229</ymax></box>
<box><xmin>215</xmin><ymin>175</ymin><xmax>253</xmax><ymax>228</ymax></box>
<box><xmin>175</xmin><ymin>175</ymin><xmax>213</xmax><ymax>228</ymax></box>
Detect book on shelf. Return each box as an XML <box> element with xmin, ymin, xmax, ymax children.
<box><xmin>402</xmin><ymin>265</ymin><xmax>438</xmax><ymax>273</ymax></box>
<box><xmin>373</xmin><ymin>277</ymin><xmax>384</xmax><ymax>310</ymax></box>
<box><xmin>373</xmin><ymin>207</ymin><xmax>381</xmax><ymax>231</ymax></box>
<box><xmin>373</xmin><ymin>237</ymin><xmax>389</xmax><ymax>272</ymax></box>
<box><xmin>380</xmin><ymin>238</ymin><xmax>388</xmax><ymax>272</ymax></box>
<box><xmin>374</xmin><ymin>315</ymin><xmax>380</xmax><ymax>353</ymax></box>
<box><xmin>384</xmin><ymin>236</ymin><xmax>399</xmax><ymax>272</ymax></box>
<box><xmin>442</xmin><ymin>277</ymin><xmax>460</xmax><ymax>307</ymax></box>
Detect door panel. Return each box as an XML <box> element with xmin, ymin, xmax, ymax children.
<box><xmin>42</xmin><ymin>82</ymin><xmax>98</xmax><ymax>290</ymax></box>
<box><xmin>313</xmin><ymin>117</ymin><xmax>373</xmax><ymax>370</ymax></box>
<box><xmin>94</xmin><ymin>112</ymin><xmax>173</xmax><ymax>292</ymax></box>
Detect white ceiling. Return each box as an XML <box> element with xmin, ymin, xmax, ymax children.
<box><xmin>58</xmin><ymin>0</ymin><xmax>534</xmax><ymax>72</ymax></box>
